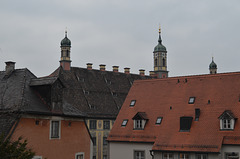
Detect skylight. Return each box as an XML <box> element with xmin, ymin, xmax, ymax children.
<box><xmin>188</xmin><ymin>97</ymin><xmax>195</xmax><ymax>104</ymax></box>
<box><xmin>121</xmin><ymin>119</ymin><xmax>128</xmax><ymax>126</ymax></box>
<box><xmin>130</xmin><ymin>100</ymin><xmax>136</xmax><ymax>107</ymax></box>
<box><xmin>156</xmin><ymin>117</ymin><xmax>163</xmax><ymax>125</ymax></box>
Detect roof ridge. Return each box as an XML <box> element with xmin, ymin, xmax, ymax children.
<box><xmin>134</xmin><ymin>71</ymin><xmax>240</xmax><ymax>83</ymax></box>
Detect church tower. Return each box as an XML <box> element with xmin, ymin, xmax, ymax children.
<box><xmin>60</xmin><ymin>30</ymin><xmax>71</xmax><ymax>71</ymax></box>
<box><xmin>153</xmin><ymin>27</ymin><xmax>168</xmax><ymax>78</ymax></box>
<box><xmin>209</xmin><ymin>57</ymin><xmax>217</xmax><ymax>74</ymax></box>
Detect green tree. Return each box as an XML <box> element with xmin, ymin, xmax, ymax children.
<box><xmin>0</xmin><ymin>134</ymin><xmax>35</xmax><ymax>159</ymax></box>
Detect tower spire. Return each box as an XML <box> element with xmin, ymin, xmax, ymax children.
<box><xmin>158</xmin><ymin>25</ymin><xmax>162</xmax><ymax>44</ymax></box>
<box><xmin>153</xmin><ymin>26</ymin><xmax>168</xmax><ymax>78</ymax></box>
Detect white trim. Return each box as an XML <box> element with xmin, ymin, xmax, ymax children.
<box><xmin>75</xmin><ymin>152</ymin><xmax>84</xmax><ymax>159</ymax></box>
<box><xmin>49</xmin><ymin>120</ymin><xmax>61</xmax><ymax>139</ymax></box>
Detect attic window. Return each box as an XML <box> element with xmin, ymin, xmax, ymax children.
<box><xmin>121</xmin><ymin>119</ymin><xmax>128</xmax><ymax>127</ymax></box>
<box><xmin>180</xmin><ymin>117</ymin><xmax>193</xmax><ymax>132</ymax></box>
<box><xmin>112</xmin><ymin>92</ymin><xmax>117</xmax><ymax>97</ymax></box>
<box><xmin>132</xmin><ymin>112</ymin><xmax>148</xmax><ymax>130</ymax></box>
<box><xmin>130</xmin><ymin>100</ymin><xmax>136</xmax><ymax>107</ymax></box>
<box><xmin>188</xmin><ymin>97</ymin><xmax>195</xmax><ymax>104</ymax></box>
<box><xmin>105</xmin><ymin>79</ymin><xmax>111</xmax><ymax>85</ymax></box>
<box><xmin>155</xmin><ymin>117</ymin><xmax>163</xmax><ymax>125</ymax></box>
<box><xmin>84</xmin><ymin>90</ymin><xmax>89</xmax><ymax>95</ymax></box>
<box><xmin>219</xmin><ymin>110</ymin><xmax>236</xmax><ymax>130</ymax></box>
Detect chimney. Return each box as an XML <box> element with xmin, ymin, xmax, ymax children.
<box><xmin>5</xmin><ymin>61</ymin><xmax>16</xmax><ymax>75</ymax></box>
<box><xmin>149</xmin><ymin>71</ymin><xmax>156</xmax><ymax>77</ymax></box>
<box><xmin>112</xmin><ymin>66</ymin><xmax>119</xmax><ymax>72</ymax></box>
<box><xmin>87</xmin><ymin>63</ymin><xmax>93</xmax><ymax>70</ymax></box>
<box><xmin>124</xmin><ymin>67</ymin><xmax>130</xmax><ymax>74</ymax></box>
<box><xmin>139</xmin><ymin>69</ymin><xmax>145</xmax><ymax>76</ymax></box>
<box><xmin>99</xmin><ymin>64</ymin><xmax>106</xmax><ymax>71</ymax></box>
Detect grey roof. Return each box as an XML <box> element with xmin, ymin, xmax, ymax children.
<box><xmin>48</xmin><ymin>66</ymin><xmax>151</xmax><ymax>118</ymax></box>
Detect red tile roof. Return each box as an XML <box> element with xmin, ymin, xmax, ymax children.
<box><xmin>108</xmin><ymin>72</ymin><xmax>240</xmax><ymax>153</ymax></box>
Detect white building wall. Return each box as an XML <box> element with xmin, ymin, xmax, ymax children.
<box><xmin>221</xmin><ymin>145</ymin><xmax>240</xmax><ymax>159</ymax></box>
<box><xmin>109</xmin><ymin>142</ymin><xmax>153</xmax><ymax>159</ymax></box>
<box><xmin>154</xmin><ymin>152</ymin><xmax>221</xmax><ymax>159</ymax></box>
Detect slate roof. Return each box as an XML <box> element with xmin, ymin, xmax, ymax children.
<box><xmin>108</xmin><ymin>72</ymin><xmax>240</xmax><ymax>153</ymax></box>
<box><xmin>0</xmin><ymin>68</ymin><xmax>86</xmax><ymax>137</ymax></box>
<box><xmin>47</xmin><ymin>66</ymin><xmax>151</xmax><ymax>118</ymax></box>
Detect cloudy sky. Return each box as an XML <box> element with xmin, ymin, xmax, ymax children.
<box><xmin>0</xmin><ymin>0</ymin><xmax>240</xmax><ymax>77</ymax></box>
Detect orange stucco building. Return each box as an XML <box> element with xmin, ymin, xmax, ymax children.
<box><xmin>11</xmin><ymin>117</ymin><xmax>92</xmax><ymax>159</ymax></box>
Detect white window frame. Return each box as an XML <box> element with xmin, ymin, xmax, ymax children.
<box><xmin>75</xmin><ymin>152</ymin><xmax>84</xmax><ymax>159</ymax></box>
<box><xmin>196</xmin><ymin>154</ymin><xmax>208</xmax><ymax>159</ymax></box>
<box><xmin>163</xmin><ymin>153</ymin><xmax>174</xmax><ymax>159</ymax></box>
<box><xmin>134</xmin><ymin>150</ymin><xmax>145</xmax><ymax>159</ymax></box>
<box><xmin>179</xmin><ymin>153</ymin><xmax>190</xmax><ymax>159</ymax></box>
<box><xmin>50</xmin><ymin>120</ymin><xmax>61</xmax><ymax>139</ymax></box>
<box><xmin>134</xmin><ymin>119</ymin><xmax>146</xmax><ymax>129</ymax></box>
<box><xmin>220</xmin><ymin>118</ymin><xmax>234</xmax><ymax>130</ymax></box>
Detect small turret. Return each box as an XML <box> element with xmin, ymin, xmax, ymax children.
<box><xmin>209</xmin><ymin>57</ymin><xmax>217</xmax><ymax>74</ymax></box>
<box><xmin>153</xmin><ymin>26</ymin><xmax>168</xmax><ymax>78</ymax></box>
<box><xmin>60</xmin><ymin>30</ymin><xmax>72</xmax><ymax>71</ymax></box>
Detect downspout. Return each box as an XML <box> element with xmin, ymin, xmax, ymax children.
<box><xmin>150</xmin><ymin>150</ymin><xmax>154</xmax><ymax>159</ymax></box>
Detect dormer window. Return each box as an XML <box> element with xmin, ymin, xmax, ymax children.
<box><xmin>130</xmin><ymin>100</ymin><xmax>136</xmax><ymax>107</ymax></box>
<box><xmin>219</xmin><ymin>110</ymin><xmax>236</xmax><ymax>130</ymax></box>
<box><xmin>188</xmin><ymin>97</ymin><xmax>195</xmax><ymax>104</ymax></box>
<box><xmin>132</xmin><ymin>112</ymin><xmax>148</xmax><ymax>130</ymax></box>
<box><xmin>180</xmin><ymin>117</ymin><xmax>193</xmax><ymax>132</ymax></box>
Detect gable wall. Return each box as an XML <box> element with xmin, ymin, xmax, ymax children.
<box><xmin>11</xmin><ymin>117</ymin><xmax>92</xmax><ymax>159</ymax></box>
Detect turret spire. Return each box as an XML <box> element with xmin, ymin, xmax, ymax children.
<box><xmin>158</xmin><ymin>25</ymin><xmax>162</xmax><ymax>44</ymax></box>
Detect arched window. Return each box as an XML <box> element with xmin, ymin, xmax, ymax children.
<box><xmin>154</xmin><ymin>58</ymin><xmax>158</xmax><ymax>66</ymax></box>
<box><xmin>66</xmin><ymin>50</ymin><xmax>69</xmax><ymax>57</ymax></box>
<box><xmin>163</xmin><ymin>58</ymin><xmax>166</xmax><ymax>66</ymax></box>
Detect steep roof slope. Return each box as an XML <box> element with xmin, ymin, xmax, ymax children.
<box><xmin>48</xmin><ymin>66</ymin><xmax>150</xmax><ymax>118</ymax></box>
<box><xmin>108</xmin><ymin>72</ymin><xmax>240</xmax><ymax>153</ymax></box>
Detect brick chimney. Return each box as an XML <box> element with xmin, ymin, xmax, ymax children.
<box><xmin>139</xmin><ymin>69</ymin><xmax>145</xmax><ymax>76</ymax></box>
<box><xmin>99</xmin><ymin>64</ymin><xmax>106</xmax><ymax>71</ymax></box>
<box><xmin>5</xmin><ymin>61</ymin><xmax>16</xmax><ymax>75</ymax></box>
<box><xmin>87</xmin><ymin>63</ymin><xmax>93</xmax><ymax>70</ymax></box>
<box><xmin>124</xmin><ymin>67</ymin><xmax>130</xmax><ymax>74</ymax></box>
<box><xmin>112</xmin><ymin>66</ymin><xmax>119</xmax><ymax>72</ymax></box>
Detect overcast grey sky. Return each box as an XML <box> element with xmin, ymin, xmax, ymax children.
<box><xmin>0</xmin><ymin>0</ymin><xmax>240</xmax><ymax>77</ymax></box>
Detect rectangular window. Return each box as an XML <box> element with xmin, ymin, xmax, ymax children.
<box><xmin>134</xmin><ymin>151</ymin><xmax>145</xmax><ymax>159</ymax></box>
<box><xmin>135</xmin><ymin>120</ymin><xmax>142</xmax><ymax>129</ymax></box>
<box><xmin>223</xmin><ymin>119</ymin><xmax>231</xmax><ymax>129</ymax></box>
<box><xmin>180</xmin><ymin>153</ymin><xmax>189</xmax><ymax>159</ymax></box>
<box><xmin>92</xmin><ymin>137</ymin><xmax>96</xmax><ymax>146</ymax></box>
<box><xmin>163</xmin><ymin>153</ymin><xmax>174</xmax><ymax>159</ymax></box>
<box><xmin>92</xmin><ymin>156</ymin><xmax>96</xmax><ymax>159</ymax></box>
<box><xmin>196</xmin><ymin>154</ymin><xmax>207</xmax><ymax>159</ymax></box>
<box><xmin>225</xmin><ymin>152</ymin><xmax>239</xmax><ymax>159</ymax></box>
<box><xmin>156</xmin><ymin>117</ymin><xmax>163</xmax><ymax>125</ymax></box>
<box><xmin>103</xmin><ymin>137</ymin><xmax>108</xmax><ymax>145</ymax></box>
<box><xmin>130</xmin><ymin>100</ymin><xmax>136</xmax><ymax>106</ymax></box>
<box><xmin>188</xmin><ymin>97</ymin><xmax>195</xmax><ymax>104</ymax></box>
<box><xmin>121</xmin><ymin>119</ymin><xmax>128</xmax><ymax>127</ymax></box>
<box><xmin>75</xmin><ymin>152</ymin><xmax>84</xmax><ymax>159</ymax></box>
<box><xmin>50</xmin><ymin>121</ymin><xmax>60</xmax><ymax>139</ymax></box>
<box><xmin>90</xmin><ymin>120</ymin><xmax>96</xmax><ymax>129</ymax></box>
<box><xmin>103</xmin><ymin>155</ymin><xmax>107</xmax><ymax>159</ymax></box>
<box><xmin>103</xmin><ymin>121</ymin><xmax>110</xmax><ymax>130</ymax></box>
